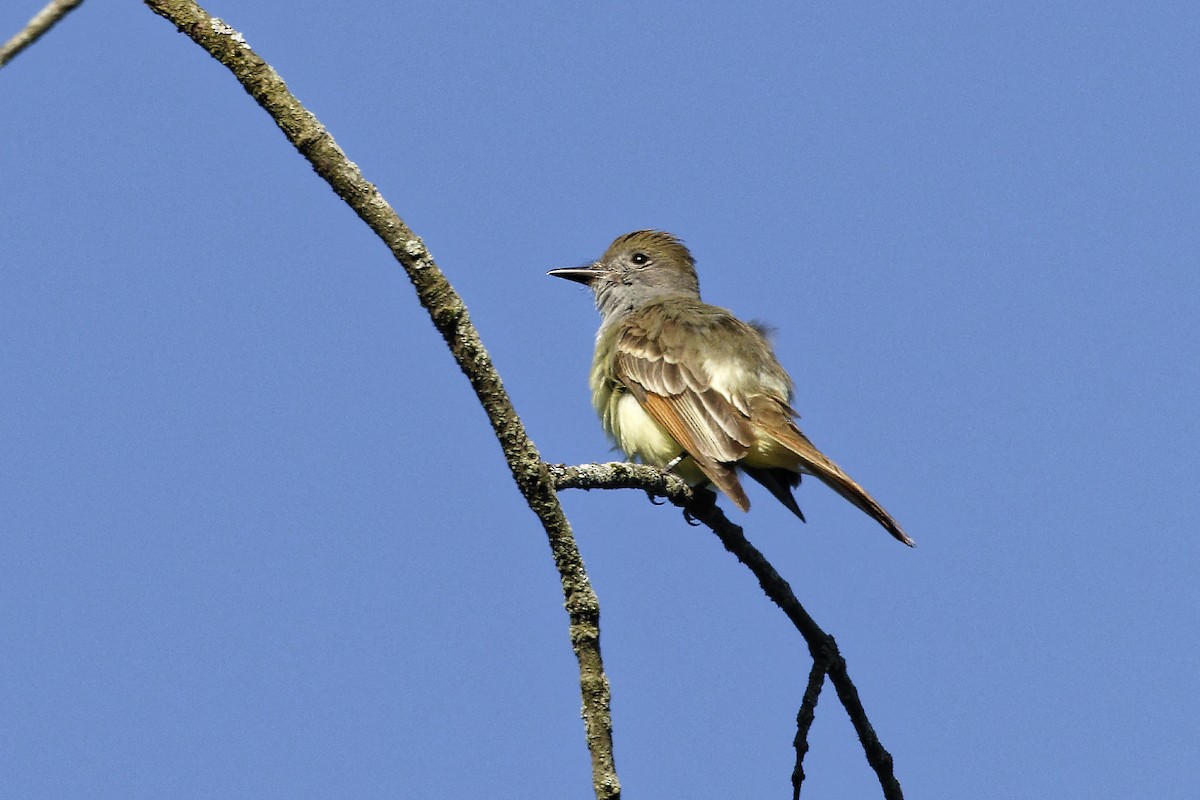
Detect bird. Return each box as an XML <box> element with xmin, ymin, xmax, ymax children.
<box><xmin>548</xmin><ymin>230</ymin><xmax>913</xmax><ymax>546</ymax></box>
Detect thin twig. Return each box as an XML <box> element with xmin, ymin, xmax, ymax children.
<box><xmin>140</xmin><ymin>3</ymin><xmax>620</xmax><ymax>797</ymax></box>
<box><xmin>791</xmin><ymin>659</ymin><xmax>827</xmax><ymax>799</ymax></box>
<box><xmin>552</xmin><ymin>462</ymin><xmax>904</xmax><ymax>799</ymax></box>
<box><xmin>0</xmin><ymin>0</ymin><xmax>84</xmax><ymax>67</ymax></box>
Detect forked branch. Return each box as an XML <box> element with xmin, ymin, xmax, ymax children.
<box><xmin>553</xmin><ymin>462</ymin><xmax>904</xmax><ymax>800</ymax></box>
<box><xmin>10</xmin><ymin>3</ymin><xmax>904</xmax><ymax>796</ymax></box>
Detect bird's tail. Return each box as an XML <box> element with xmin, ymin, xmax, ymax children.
<box><xmin>760</xmin><ymin>413</ymin><xmax>914</xmax><ymax>546</ymax></box>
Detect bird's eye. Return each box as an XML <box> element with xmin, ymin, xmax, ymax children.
<box><xmin>631</xmin><ymin>252</ymin><xmax>649</xmax><ymax>266</ymax></box>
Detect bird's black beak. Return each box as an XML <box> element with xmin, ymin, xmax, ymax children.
<box><xmin>547</xmin><ymin>263</ymin><xmax>601</xmax><ymax>285</ymax></box>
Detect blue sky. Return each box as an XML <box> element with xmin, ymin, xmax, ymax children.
<box><xmin>3</xmin><ymin>2</ymin><xmax>1198</xmax><ymax>798</ymax></box>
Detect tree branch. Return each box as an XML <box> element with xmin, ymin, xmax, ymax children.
<box><xmin>791</xmin><ymin>659</ymin><xmax>826</xmax><ymax>799</ymax></box>
<box><xmin>140</xmin><ymin>2</ymin><xmax>619</xmax><ymax>796</ymax></box>
<box><xmin>548</xmin><ymin>461</ymin><xmax>694</xmax><ymax>502</ymax></box>
<box><xmin>0</xmin><ymin>0</ymin><xmax>83</xmax><ymax>67</ymax></box>
<box><xmin>552</xmin><ymin>462</ymin><xmax>904</xmax><ymax>799</ymax></box>
<box><xmin>18</xmin><ymin>2</ymin><xmax>906</xmax><ymax>794</ymax></box>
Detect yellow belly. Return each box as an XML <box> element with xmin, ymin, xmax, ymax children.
<box><xmin>610</xmin><ymin>392</ymin><xmax>680</xmax><ymax>466</ymax></box>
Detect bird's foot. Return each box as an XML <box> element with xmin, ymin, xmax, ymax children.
<box><xmin>682</xmin><ymin>486</ymin><xmax>718</xmax><ymax>526</ymax></box>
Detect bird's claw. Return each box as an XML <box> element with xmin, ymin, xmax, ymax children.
<box><xmin>681</xmin><ymin>486</ymin><xmax>718</xmax><ymax>526</ymax></box>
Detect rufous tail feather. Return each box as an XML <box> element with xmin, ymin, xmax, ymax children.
<box><xmin>766</xmin><ymin>421</ymin><xmax>914</xmax><ymax>546</ymax></box>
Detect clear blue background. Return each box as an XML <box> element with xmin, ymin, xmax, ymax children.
<box><xmin>3</xmin><ymin>2</ymin><xmax>1198</xmax><ymax>798</ymax></box>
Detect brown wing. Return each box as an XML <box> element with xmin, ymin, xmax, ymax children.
<box><xmin>638</xmin><ymin>393</ymin><xmax>750</xmax><ymax>510</ymax></box>
<box><xmin>612</xmin><ymin>315</ymin><xmax>755</xmax><ymax>511</ymax></box>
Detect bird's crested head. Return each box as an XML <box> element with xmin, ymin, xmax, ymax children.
<box><xmin>549</xmin><ymin>230</ymin><xmax>701</xmax><ymax>322</ymax></box>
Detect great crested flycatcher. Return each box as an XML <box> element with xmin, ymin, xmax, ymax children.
<box><xmin>549</xmin><ymin>230</ymin><xmax>913</xmax><ymax>546</ymax></box>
